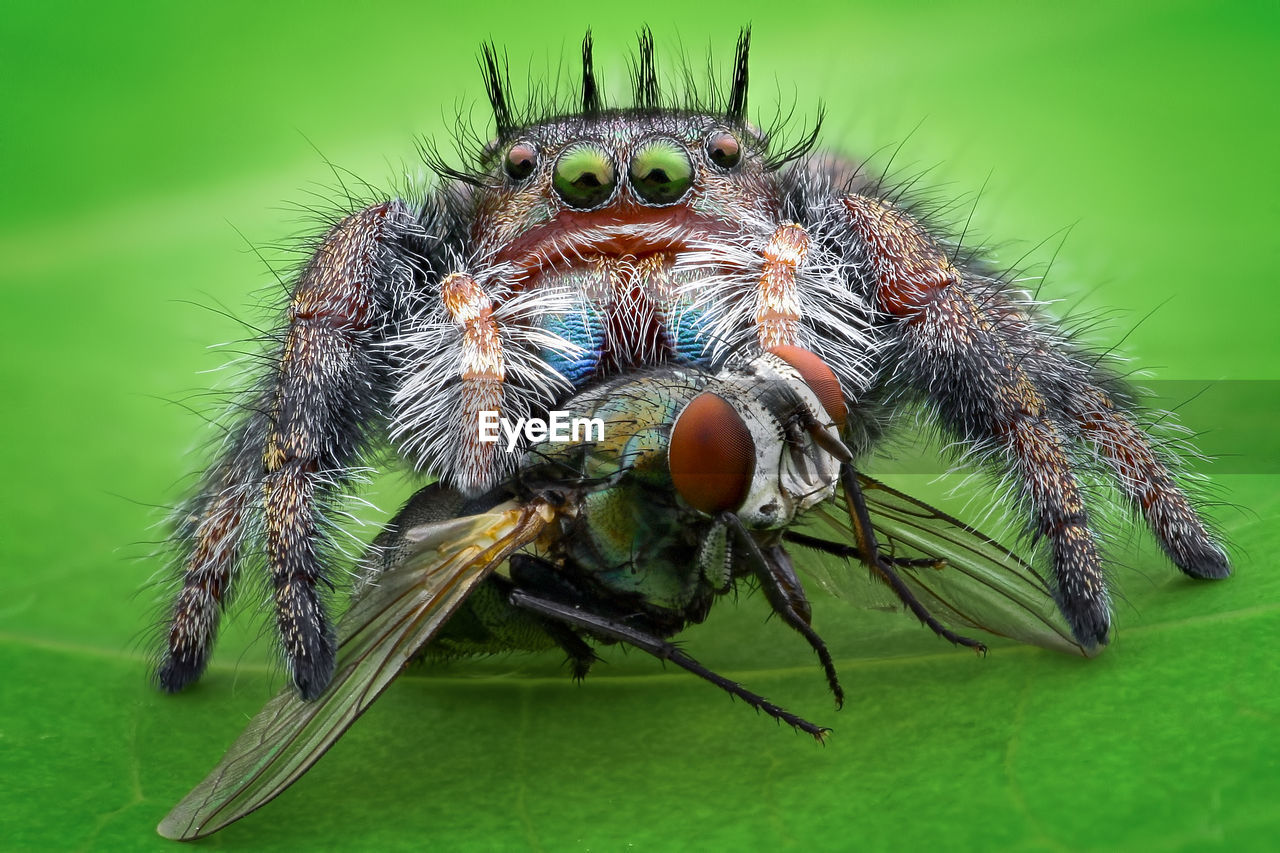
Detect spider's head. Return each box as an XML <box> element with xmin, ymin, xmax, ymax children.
<box><xmin>474</xmin><ymin>112</ymin><xmax>771</xmax><ymax>278</ymax></box>
<box><xmin>444</xmin><ymin>29</ymin><xmax>821</xmax><ymax>286</ymax></box>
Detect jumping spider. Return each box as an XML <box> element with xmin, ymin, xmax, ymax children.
<box><xmin>155</xmin><ymin>29</ymin><xmax>1230</xmax><ymax>701</ymax></box>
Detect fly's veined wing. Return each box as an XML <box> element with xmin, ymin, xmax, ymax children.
<box><xmin>157</xmin><ymin>495</ymin><xmax>556</xmax><ymax>841</ymax></box>
<box><xmin>792</xmin><ymin>475</ymin><xmax>1095</xmax><ymax>657</ymax></box>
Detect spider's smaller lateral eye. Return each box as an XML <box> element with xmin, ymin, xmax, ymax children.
<box><xmin>504</xmin><ymin>142</ymin><xmax>538</xmax><ymax>181</ymax></box>
<box><xmin>706</xmin><ymin>132</ymin><xmax>742</xmax><ymax>170</ymax></box>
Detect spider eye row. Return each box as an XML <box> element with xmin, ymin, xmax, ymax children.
<box><xmin>503</xmin><ymin>132</ymin><xmax>743</xmax><ymax>209</ymax></box>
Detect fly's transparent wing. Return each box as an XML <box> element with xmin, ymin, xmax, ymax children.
<box><xmin>794</xmin><ymin>475</ymin><xmax>1094</xmax><ymax>657</ymax></box>
<box><xmin>157</xmin><ymin>497</ymin><xmax>556</xmax><ymax>841</ymax></box>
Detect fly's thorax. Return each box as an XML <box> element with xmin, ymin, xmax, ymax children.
<box><xmin>523</xmin><ymin>369</ymin><xmax>715</xmax><ymax>613</ymax></box>
<box><xmin>518</xmin><ymin>368</ymin><xmax>708</xmax><ymax>487</ymax></box>
<box><xmin>563</xmin><ymin>479</ymin><xmax>708</xmax><ymax>614</ymax></box>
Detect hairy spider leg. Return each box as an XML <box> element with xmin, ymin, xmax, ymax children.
<box><xmin>1068</xmin><ymin>389</ymin><xmax>1229</xmax><ymax>577</ymax></box>
<box><xmin>950</xmin><ymin>286</ymin><xmax>1230</xmax><ymax>581</ymax></box>
<box><xmin>159</xmin><ymin>201</ymin><xmax>420</xmax><ymax>699</ymax></box>
<box><xmin>830</xmin><ymin>191</ymin><xmax>1230</xmax><ymax>646</ymax></box>
<box><xmin>440</xmin><ymin>271</ymin><xmax>507</xmax><ymax>494</ymax></box>
<box><xmin>754</xmin><ymin>222</ymin><xmax>810</xmax><ymax>349</ymax></box>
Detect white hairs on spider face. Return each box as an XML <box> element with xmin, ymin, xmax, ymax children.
<box><xmin>388</xmin><ymin>258</ymin><xmax>583</xmax><ymax>493</ymax></box>
<box><xmin>672</xmin><ymin>205</ymin><xmax>881</xmax><ymax>400</ymax></box>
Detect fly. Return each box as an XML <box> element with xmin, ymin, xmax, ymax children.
<box><xmin>158</xmin><ymin>348</ymin><xmax>1091</xmax><ymax>840</ymax></box>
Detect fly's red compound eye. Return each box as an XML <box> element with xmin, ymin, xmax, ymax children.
<box><xmin>504</xmin><ymin>142</ymin><xmax>538</xmax><ymax>181</ymax></box>
<box><xmin>768</xmin><ymin>345</ymin><xmax>848</xmax><ymax>429</ymax></box>
<box><xmin>669</xmin><ymin>391</ymin><xmax>756</xmax><ymax>514</ymax></box>
<box><xmin>705</xmin><ymin>131</ymin><xmax>742</xmax><ymax>170</ymax></box>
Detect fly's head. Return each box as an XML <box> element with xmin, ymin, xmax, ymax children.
<box><xmin>669</xmin><ymin>348</ymin><xmax>851</xmax><ymax>529</ymax></box>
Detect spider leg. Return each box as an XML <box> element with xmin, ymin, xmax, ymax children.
<box><xmin>158</xmin><ymin>200</ymin><xmax>422</xmax><ymax>698</ymax></box>
<box><xmin>389</xmin><ymin>259</ymin><xmax>579</xmax><ymax>497</ymax></box>
<box><xmin>438</xmin><ymin>271</ymin><xmax>507</xmax><ymax>494</ymax></box>
<box><xmin>963</xmin><ymin>288</ymin><xmax>1229</xmax><ymax>580</ymax></box>
<box><xmin>1062</xmin><ymin>385</ymin><xmax>1229</xmax><ymax>578</ymax></box>
<box><xmin>158</xmin><ymin>441</ymin><xmax>257</xmax><ymax>693</ymax></box>
<box><xmin>753</xmin><ymin>222</ymin><xmax>811</xmax><ymax>349</ymax></box>
<box><xmin>678</xmin><ymin>214</ymin><xmax>883</xmax><ymax>454</ymax></box>
<box><xmin>819</xmin><ymin>191</ymin><xmax>1230</xmax><ymax>646</ymax></box>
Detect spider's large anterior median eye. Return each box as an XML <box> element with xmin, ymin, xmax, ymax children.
<box><xmin>706</xmin><ymin>131</ymin><xmax>742</xmax><ymax>170</ymax></box>
<box><xmin>669</xmin><ymin>391</ymin><xmax>756</xmax><ymax>514</ymax></box>
<box><xmin>553</xmin><ymin>143</ymin><xmax>616</xmax><ymax>209</ymax></box>
<box><xmin>628</xmin><ymin>138</ymin><xmax>693</xmax><ymax>205</ymax></box>
<box><xmin>504</xmin><ymin>142</ymin><xmax>538</xmax><ymax>181</ymax></box>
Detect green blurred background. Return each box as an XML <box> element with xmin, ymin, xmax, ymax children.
<box><xmin>3</xmin><ymin>1</ymin><xmax>1277</xmax><ymax>850</ymax></box>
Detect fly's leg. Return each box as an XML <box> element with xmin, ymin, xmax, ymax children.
<box><xmin>720</xmin><ymin>513</ymin><xmax>844</xmax><ymax>708</ymax></box>
<box><xmin>539</xmin><ymin>619</ymin><xmax>599</xmax><ymax>682</ymax></box>
<box><xmin>781</xmin><ymin>531</ymin><xmax>945</xmax><ymax>569</ymax></box>
<box><xmin>507</xmin><ymin>554</ymin><xmax>600</xmax><ymax>680</ymax></box>
<box><xmin>507</xmin><ymin>589</ymin><xmax>830</xmax><ymax>741</ymax></box>
<box><xmin>839</xmin><ymin>467</ymin><xmax>987</xmax><ymax>652</ymax></box>
<box><xmin>158</xmin><ymin>201</ymin><xmax>421</xmax><ymax>699</ymax></box>
<box><xmin>826</xmin><ymin>191</ymin><xmax>1229</xmax><ymax>646</ymax></box>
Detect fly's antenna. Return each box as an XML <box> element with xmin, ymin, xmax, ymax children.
<box><xmin>633</xmin><ymin>26</ymin><xmax>659</xmax><ymax>110</ymax></box>
<box><xmin>481</xmin><ymin>42</ymin><xmax>514</xmax><ymax>136</ymax></box>
<box><xmin>581</xmin><ymin>30</ymin><xmax>602</xmax><ymax>115</ymax></box>
<box><xmin>726</xmin><ymin>26</ymin><xmax>751</xmax><ymax>124</ymax></box>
